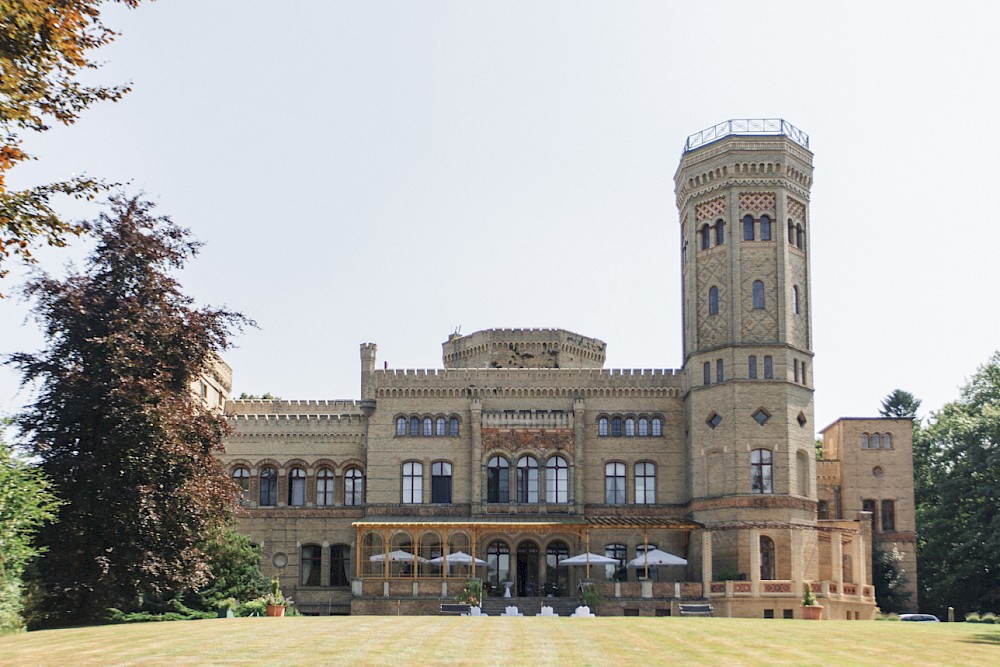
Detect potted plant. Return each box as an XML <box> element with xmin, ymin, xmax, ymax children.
<box><xmin>263</xmin><ymin>578</ymin><xmax>292</xmax><ymax>617</ymax></box>
<box><xmin>801</xmin><ymin>582</ymin><xmax>823</xmax><ymax>620</ymax></box>
<box><xmin>216</xmin><ymin>597</ymin><xmax>237</xmax><ymax>618</ymax></box>
<box><xmin>455</xmin><ymin>580</ymin><xmax>483</xmax><ymax>608</ymax></box>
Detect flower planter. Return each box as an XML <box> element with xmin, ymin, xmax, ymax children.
<box><xmin>801</xmin><ymin>605</ymin><xmax>823</xmax><ymax>620</ymax></box>
<box><xmin>265</xmin><ymin>604</ymin><xmax>286</xmax><ymax>617</ymax></box>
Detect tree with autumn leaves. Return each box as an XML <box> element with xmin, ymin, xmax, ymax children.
<box><xmin>0</xmin><ymin>0</ymin><xmax>142</xmax><ymax>294</ymax></box>
<box><xmin>9</xmin><ymin>196</ymin><xmax>250</xmax><ymax>627</ymax></box>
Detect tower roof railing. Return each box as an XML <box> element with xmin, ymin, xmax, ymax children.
<box><xmin>684</xmin><ymin>118</ymin><xmax>809</xmax><ymax>152</ymax></box>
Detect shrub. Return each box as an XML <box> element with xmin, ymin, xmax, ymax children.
<box><xmin>238</xmin><ymin>599</ymin><xmax>267</xmax><ymax>617</ymax></box>
<box><xmin>875</xmin><ymin>612</ymin><xmax>900</xmax><ymax>621</ymax></box>
<box><xmin>980</xmin><ymin>612</ymin><xmax>996</xmax><ymax>624</ymax></box>
<box><xmin>965</xmin><ymin>612</ymin><xmax>981</xmax><ymax>623</ymax></box>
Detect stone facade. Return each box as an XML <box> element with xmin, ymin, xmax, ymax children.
<box><xmin>215</xmin><ymin>120</ymin><xmax>912</xmax><ymax>619</ymax></box>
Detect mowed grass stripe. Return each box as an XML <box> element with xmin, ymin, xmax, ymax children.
<box><xmin>2</xmin><ymin>616</ymin><xmax>999</xmax><ymax>666</ymax></box>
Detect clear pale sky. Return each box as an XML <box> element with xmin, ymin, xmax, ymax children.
<box><xmin>3</xmin><ymin>1</ymin><xmax>999</xmax><ymax>433</ymax></box>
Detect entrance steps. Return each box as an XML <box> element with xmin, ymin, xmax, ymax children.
<box><xmin>482</xmin><ymin>596</ymin><xmax>581</xmax><ymax>617</ymax></box>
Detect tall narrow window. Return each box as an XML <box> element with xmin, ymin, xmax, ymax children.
<box><xmin>409</xmin><ymin>417</ymin><xmax>419</xmax><ymax>436</ymax></box>
<box><xmin>871</xmin><ymin>433</ymin><xmax>881</xmax><ymax>449</ymax></box>
<box><xmin>259</xmin><ymin>467</ymin><xmax>277</xmax><ymax>506</ymax></box>
<box><xmin>625</xmin><ymin>418</ymin><xmax>636</xmax><ymax>437</ymax></box>
<box><xmin>883</xmin><ymin>433</ymin><xmax>892</xmax><ymax>449</ymax></box>
<box><xmin>605</xmin><ymin>544</ymin><xmax>627</xmax><ymax>582</ymax></box>
<box><xmin>449</xmin><ymin>417</ymin><xmax>460</xmax><ymax>436</ymax></box>
<box><xmin>863</xmin><ymin>499</ymin><xmax>878</xmax><ymax>530</ymax></box>
<box><xmin>487</xmin><ymin>456</ymin><xmax>509</xmax><ymax>503</ymax></box>
<box><xmin>752</xmin><ymin>280</ymin><xmax>765</xmax><ymax>309</ymax></box>
<box><xmin>715</xmin><ymin>220</ymin><xmax>725</xmax><ymax>245</ymax></box>
<box><xmin>651</xmin><ymin>418</ymin><xmax>662</xmax><ymax>436</ymax></box>
<box><xmin>396</xmin><ymin>417</ymin><xmax>406</xmax><ymax>436</ymax></box>
<box><xmin>330</xmin><ymin>544</ymin><xmax>351</xmax><ymax>586</ymax></box>
<box><xmin>701</xmin><ymin>224</ymin><xmax>711</xmax><ymax>250</ymax></box>
<box><xmin>516</xmin><ymin>456</ymin><xmax>539</xmax><ymax>503</ymax></box>
<box><xmin>611</xmin><ymin>417</ymin><xmax>623</xmax><ymax>437</ymax></box>
<box><xmin>487</xmin><ymin>541</ymin><xmax>511</xmax><ymax>590</ymax></box>
<box><xmin>792</xmin><ymin>286</ymin><xmax>800</xmax><ymax>314</ymax></box>
<box><xmin>316</xmin><ymin>467</ymin><xmax>334</xmax><ymax>507</ymax></box>
<box><xmin>759</xmin><ymin>536</ymin><xmax>776</xmax><ymax>580</ymax></box>
<box><xmin>788</xmin><ymin>221</ymin><xmax>795</xmax><ymax>244</ymax></box>
<box><xmin>605</xmin><ymin>462</ymin><xmax>626</xmax><ymax>504</ymax></box>
<box><xmin>300</xmin><ymin>545</ymin><xmax>322</xmax><ymax>586</ymax></box>
<box><xmin>748</xmin><ymin>355</ymin><xmax>758</xmax><ymax>379</ymax></box>
<box><xmin>801</xmin><ymin>361</ymin><xmax>807</xmax><ymax>385</ymax></box>
<box><xmin>344</xmin><ymin>467</ymin><xmax>363</xmax><ymax>506</ymax></box>
<box><xmin>546</xmin><ymin>456</ymin><xmax>569</xmax><ymax>503</ymax></box>
<box><xmin>436</xmin><ymin>417</ymin><xmax>446</xmax><ymax>435</ymax></box>
<box><xmin>635</xmin><ymin>461</ymin><xmax>656</xmax><ymax>504</ymax></box>
<box><xmin>288</xmin><ymin>468</ymin><xmax>306</xmax><ymax>506</ymax></box>
<box><xmin>881</xmin><ymin>500</ymin><xmax>896</xmax><ymax>531</ymax></box>
<box><xmin>743</xmin><ymin>214</ymin><xmax>755</xmax><ymax>241</ymax></box>
<box><xmin>703</xmin><ymin>361</ymin><xmax>711</xmax><ymax>386</ymax></box>
<box><xmin>763</xmin><ymin>355</ymin><xmax>773</xmax><ymax>379</ymax></box>
<box><xmin>232</xmin><ymin>467</ymin><xmax>250</xmax><ymax>503</ymax></box>
<box><xmin>760</xmin><ymin>215</ymin><xmax>771</xmax><ymax>240</ymax></box>
<box><xmin>716</xmin><ymin>359</ymin><xmax>724</xmax><ymax>383</ymax></box>
<box><xmin>598</xmin><ymin>417</ymin><xmax>609</xmax><ymax>436</ymax></box>
<box><xmin>402</xmin><ymin>461</ymin><xmax>423</xmax><ymax>504</ymax></box>
<box><xmin>751</xmin><ymin>449</ymin><xmax>773</xmax><ymax>494</ymax></box>
<box><xmin>638</xmin><ymin>418</ymin><xmax>649</xmax><ymax>437</ymax></box>
<box><xmin>797</xmin><ymin>224</ymin><xmax>805</xmax><ymax>249</ymax></box>
<box><xmin>708</xmin><ymin>286</ymin><xmax>719</xmax><ymax>315</ymax></box>
<box><xmin>862</xmin><ymin>433</ymin><xmax>870</xmax><ymax>449</ymax></box>
<box><xmin>431</xmin><ymin>461</ymin><xmax>452</xmax><ymax>503</ymax></box>
<box><xmin>422</xmin><ymin>417</ymin><xmax>433</xmax><ymax>436</ymax></box>
<box><xmin>794</xmin><ymin>359</ymin><xmax>800</xmax><ymax>383</ymax></box>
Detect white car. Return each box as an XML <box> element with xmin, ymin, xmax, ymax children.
<box><xmin>899</xmin><ymin>613</ymin><xmax>940</xmax><ymax>622</ymax></box>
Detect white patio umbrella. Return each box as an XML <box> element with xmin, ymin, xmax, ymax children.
<box><xmin>369</xmin><ymin>549</ymin><xmax>429</xmax><ymax>563</ymax></box>
<box><xmin>428</xmin><ymin>551</ymin><xmax>490</xmax><ymax>567</ymax></box>
<box><xmin>559</xmin><ymin>552</ymin><xmax>621</xmax><ymax>566</ymax></box>
<box><xmin>626</xmin><ymin>549</ymin><xmax>687</xmax><ymax>568</ymax></box>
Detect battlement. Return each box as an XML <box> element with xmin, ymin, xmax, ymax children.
<box><xmin>378</xmin><ymin>367</ymin><xmax>679</xmax><ymax>382</ymax></box>
<box><xmin>442</xmin><ymin>328</ymin><xmax>607</xmax><ymax>370</ymax></box>
<box><xmin>225</xmin><ymin>399</ymin><xmax>363</xmax><ymax>415</ymax></box>
<box><xmin>482</xmin><ymin>410</ymin><xmax>573</xmax><ymax>429</ymax></box>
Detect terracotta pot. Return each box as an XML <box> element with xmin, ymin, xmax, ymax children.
<box><xmin>265</xmin><ymin>604</ymin><xmax>286</xmax><ymax>617</ymax></box>
<box><xmin>801</xmin><ymin>605</ymin><xmax>823</xmax><ymax>620</ymax></box>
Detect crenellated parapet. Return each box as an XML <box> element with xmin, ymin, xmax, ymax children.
<box><xmin>442</xmin><ymin>328</ymin><xmax>607</xmax><ymax>369</ymax></box>
<box><xmin>226</xmin><ymin>399</ymin><xmax>363</xmax><ymax>415</ymax></box>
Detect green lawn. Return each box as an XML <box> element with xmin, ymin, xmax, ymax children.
<box><xmin>2</xmin><ymin>617</ymin><xmax>998</xmax><ymax>666</ymax></box>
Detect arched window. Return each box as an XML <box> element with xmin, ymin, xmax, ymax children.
<box><xmin>703</xmin><ymin>361</ymin><xmax>711</xmax><ymax>386</ymax></box>
<box><xmin>431</xmin><ymin>461</ymin><xmax>452</xmax><ymax>504</ymax></box>
<box><xmin>751</xmin><ymin>449</ymin><xmax>773</xmax><ymax>494</ymax></box>
<box><xmin>881</xmin><ymin>500</ymin><xmax>896</xmax><ymax>531</ymax></box>
<box><xmin>422</xmin><ymin>417</ymin><xmax>433</xmax><ymax>436</ymax></box>
<box><xmin>611</xmin><ymin>417</ymin><xmax>623</xmax><ymax>437</ymax></box>
<box><xmin>871</xmin><ymin>433</ymin><xmax>881</xmax><ymax>449</ymax></box>
<box><xmin>883</xmin><ymin>432</ymin><xmax>892</xmax><ymax>449</ymax></box>
<box><xmin>259</xmin><ymin>466</ymin><xmax>277</xmax><ymax>506</ymax></box>
<box><xmin>759</xmin><ymin>536</ymin><xmax>775</xmax><ymax>580</ymax></box>
<box><xmin>449</xmin><ymin>417</ymin><xmax>459</xmax><ymax>436</ymax></box>
<box><xmin>752</xmin><ymin>280</ymin><xmax>765</xmax><ymax>309</ymax></box>
<box><xmin>760</xmin><ymin>215</ymin><xmax>771</xmax><ymax>241</ymax></box>
<box><xmin>316</xmin><ymin>467</ymin><xmax>334</xmax><ymax>507</ymax></box>
<box><xmin>605</xmin><ymin>462</ymin><xmax>626</xmax><ymax>505</ymax></box>
<box><xmin>486</xmin><ymin>541</ymin><xmax>510</xmax><ymax>590</ymax></box>
<box><xmin>232</xmin><ymin>466</ymin><xmax>250</xmax><ymax>502</ymax></box>
<box><xmin>301</xmin><ymin>544</ymin><xmax>322</xmax><ymax>586</ymax></box>
<box><xmin>604</xmin><ymin>543</ymin><xmax>627</xmax><ymax>582</ymax></box>
<box><xmin>487</xmin><ymin>456</ymin><xmax>510</xmax><ymax>503</ymax></box>
<box><xmin>714</xmin><ymin>219</ymin><xmax>725</xmax><ymax>245</ymax></box>
<box><xmin>288</xmin><ymin>467</ymin><xmax>306</xmax><ymax>506</ymax></box>
<box><xmin>516</xmin><ymin>456</ymin><xmax>539</xmax><ymax>503</ymax></box>
<box><xmin>861</xmin><ymin>433</ymin><xmax>870</xmax><ymax>449</ymax></box>
<box><xmin>748</xmin><ymin>355</ymin><xmax>758</xmax><ymax>379</ymax></box>
<box><xmin>546</xmin><ymin>456</ymin><xmax>569</xmax><ymax>503</ymax></box>
<box><xmin>598</xmin><ymin>417</ymin><xmax>609</xmax><ymax>437</ymax></box>
<box><xmin>436</xmin><ymin>417</ymin><xmax>446</xmax><ymax>435</ymax></box>
<box><xmin>395</xmin><ymin>417</ymin><xmax>406</xmax><ymax>436</ymax></box>
<box><xmin>625</xmin><ymin>418</ymin><xmax>636</xmax><ymax>437</ymax></box>
<box><xmin>796</xmin><ymin>224</ymin><xmax>805</xmax><ymax>249</ymax></box>
<box><xmin>708</xmin><ymin>286</ymin><xmax>719</xmax><ymax>315</ymax></box>
<box><xmin>716</xmin><ymin>359</ymin><xmax>724</xmax><ymax>383</ymax></box>
<box><xmin>788</xmin><ymin>221</ymin><xmax>795</xmax><ymax>245</ymax></box>
<box><xmin>330</xmin><ymin>544</ymin><xmax>351</xmax><ymax>586</ymax></box>
<box><xmin>763</xmin><ymin>355</ymin><xmax>773</xmax><ymax>379</ymax></box>
<box><xmin>792</xmin><ymin>286</ymin><xmax>800</xmax><ymax>314</ymax></box>
<box><xmin>545</xmin><ymin>542</ymin><xmax>570</xmax><ymax>596</ymax></box>
<box><xmin>700</xmin><ymin>224</ymin><xmax>711</xmax><ymax>250</ymax></box>
<box><xmin>344</xmin><ymin>467</ymin><xmax>363</xmax><ymax>506</ymax></box>
<box><xmin>743</xmin><ymin>214</ymin><xmax>755</xmax><ymax>241</ymax></box>
<box><xmin>651</xmin><ymin>418</ymin><xmax>662</xmax><ymax>437</ymax></box>
<box><xmin>638</xmin><ymin>418</ymin><xmax>649</xmax><ymax>437</ymax></box>
<box><xmin>402</xmin><ymin>461</ymin><xmax>423</xmax><ymax>504</ymax></box>
<box><xmin>409</xmin><ymin>417</ymin><xmax>419</xmax><ymax>436</ymax></box>
<box><xmin>635</xmin><ymin>461</ymin><xmax>655</xmax><ymax>504</ymax></box>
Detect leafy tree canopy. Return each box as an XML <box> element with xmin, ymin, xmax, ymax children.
<box><xmin>914</xmin><ymin>352</ymin><xmax>1000</xmax><ymax>617</ymax></box>
<box><xmin>879</xmin><ymin>389</ymin><xmax>922</xmax><ymax>419</ymax></box>
<box><xmin>8</xmin><ymin>196</ymin><xmax>250</xmax><ymax>627</ymax></box>
<box><xmin>0</xmin><ymin>0</ymin><xmax>143</xmax><ymax>293</ymax></box>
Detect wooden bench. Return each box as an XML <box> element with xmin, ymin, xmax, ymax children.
<box><xmin>678</xmin><ymin>603</ymin><xmax>713</xmax><ymax>617</ymax></box>
<box><xmin>440</xmin><ymin>603</ymin><xmax>472</xmax><ymax>615</ymax></box>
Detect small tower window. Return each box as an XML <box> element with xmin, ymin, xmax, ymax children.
<box><xmin>752</xmin><ymin>280</ymin><xmax>765</xmax><ymax>309</ymax></box>
<box><xmin>701</xmin><ymin>224</ymin><xmax>711</xmax><ymax>250</ymax></box>
<box><xmin>743</xmin><ymin>214</ymin><xmax>755</xmax><ymax>241</ymax></box>
<box><xmin>748</xmin><ymin>355</ymin><xmax>758</xmax><ymax>379</ymax></box>
<box><xmin>763</xmin><ymin>355</ymin><xmax>773</xmax><ymax>379</ymax></box>
<box><xmin>715</xmin><ymin>220</ymin><xmax>725</xmax><ymax>245</ymax></box>
<box><xmin>794</xmin><ymin>359</ymin><xmax>800</xmax><ymax>383</ymax></box>
<box><xmin>796</xmin><ymin>224</ymin><xmax>805</xmax><ymax>249</ymax></box>
<box><xmin>788</xmin><ymin>221</ymin><xmax>795</xmax><ymax>244</ymax></box>
<box><xmin>706</xmin><ymin>412</ymin><xmax>722</xmax><ymax>429</ymax></box>
<box><xmin>708</xmin><ymin>286</ymin><xmax>719</xmax><ymax>316</ymax></box>
<box><xmin>760</xmin><ymin>215</ymin><xmax>771</xmax><ymax>241</ymax></box>
<box><xmin>792</xmin><ymin>286</ymin><xmax>800</xmax><ymax>314</ymax></box>
<box><xmin>751</xmin><ymin>449</ymin><xmax>773</xmax><ymax>494</ymax></box>
<box><xmin>716</xmin><ymin>359</ymin><xmax>724</xmax><ymax>383</ymax></box>
<box><xmin>703</xmin><ymin>362</ymin><xmax>711</xmax><ymax>386</ymax></box>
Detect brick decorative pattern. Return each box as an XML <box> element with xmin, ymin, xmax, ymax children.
<box><xmin>696</xmin><ymin>253</ymin><xmax>730</xmax><ymax>349</ymax></box>
<box><xmin>739</xmin><ymin>192</ymin><xmax>776</xmax><ymax>212</ymax></box>
<box><xmin>481</xmin><ymin>428</ymin><xmax>575</xmax><ymax>455</ymax></box>
<box><xmin>763</xmin><ymin>582</ymin><xmax>792</xmax><ymax>593</ymax></box>
<box><xmin>787</xmin><ymin>197</ymin><xmax>805</xmax><ymax>221</ymax></box>
<box><xmin>696</xmin><ymin>197</ymin><xmax>726</xmax><ymax>222</ymax></box>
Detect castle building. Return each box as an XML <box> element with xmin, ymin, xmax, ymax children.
<box><xmin>214</xmin><ymin>120</ymin><xmax>916</xmax><ymax>618</ymax></box>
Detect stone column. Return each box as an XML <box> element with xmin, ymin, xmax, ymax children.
<box><xmin>749</xmin><ymin>528</ymin><xmax>760</xmax><ymax>596</ymax></box>
<box><xmin>701</xmin><ymin>530</ymin><xmax>713</xmax><ymax>595</ymax></box>
<box><xmin>790</xmin><ymin>529</ymin><xmax>803</xmax><ymax>589</ymax></box>
<box><xmin>470</xmin><ymin>398</ymin><xmax>482</xmax><ymax>512</ymax></box>
<box><xmin>321</xmin><ymin>540</ymin><xmax>331</xmax><ymax>587</ymax></box>
<box><xmin>853</xmin><ymin>532</ymin><xmax>866</xmax><ymax>587</ymax></box>
<box><xmin>573</xmin><ymin>398</ymin><xmax>586</xmax><ymax>511</ymax></box>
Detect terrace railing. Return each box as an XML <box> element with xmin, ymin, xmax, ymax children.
<box><xmin>684</xmin><ymin>118</ymin><xmax>809</xmax><ymax>152</ymax></box>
